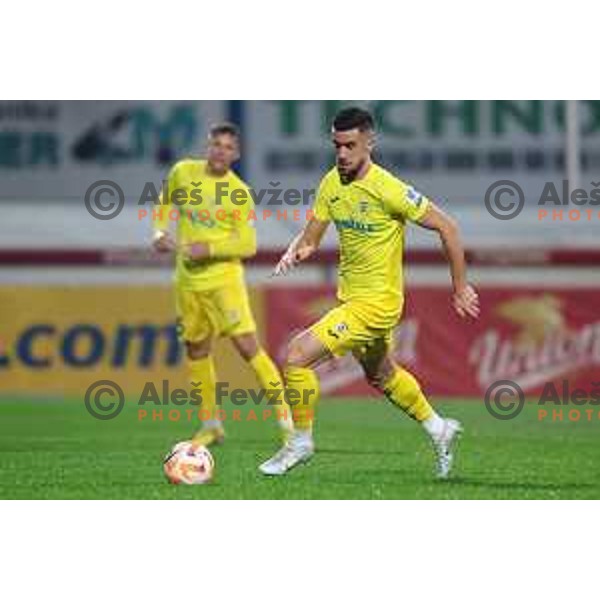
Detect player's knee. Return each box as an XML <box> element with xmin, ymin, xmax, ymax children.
<box><xmin>186</xmin><ymin>338</ymin><xmax>212</xmax><ymax>360</ymax></box>
<box><xmin>285</xmin><ymin>338</ymin><xmax>311</xmax><ymax>369</ymax></box>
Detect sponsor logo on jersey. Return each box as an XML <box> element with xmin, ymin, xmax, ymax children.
<box><xmin>333</xmin><ymin>218</ymin><xmax>376</xmax><ymax>233</ymax></box>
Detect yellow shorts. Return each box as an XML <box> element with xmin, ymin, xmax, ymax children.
<box><xmin>175</xmin><ymin>277</ymin><xmax>256</xmax><ymax>342</ymax></box>
<box><xmin>310</xmin><ymin>300</ymin><xmax>399</xmax><ymax>358</ymax></box>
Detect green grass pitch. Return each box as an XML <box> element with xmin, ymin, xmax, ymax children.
<box><xmin>0</xmin><ymin>396</ymin><xmax>598</xmax><ymax>499</ymax></box>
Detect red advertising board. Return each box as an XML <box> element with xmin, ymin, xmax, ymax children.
<box><xmin>265</xmin><ymin>286</ymin><xmax>600</xmax><ymax>398</ymax></box>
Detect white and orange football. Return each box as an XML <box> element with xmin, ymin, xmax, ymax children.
<box><xmin>163</xmin><ymin>441</ymin><xmax>214</xmax><ymax>485</ymax></box>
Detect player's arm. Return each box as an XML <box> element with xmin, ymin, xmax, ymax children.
<box><xmin>273</xmin><ymin>218</ymin><xmax>329</xmax><ymax>276</ymax></box>
<box><xmin>274</xmin><ymin>176</ymin><xmax>331</xmax><ymax>276</ymax></box>
<box><xmin>418</xmin><ymin>203</ymin><xmax>480</xmax><ymax>319</ymax></box>
<box><xmin>188</xmin><ymin>222</ymin><xmax>257</xmax><ymax>261</ymax></box>
<box><xmin>184</xmin><ymin>184</ymin><xmax>257</xmax><ymax>261</ymax></box>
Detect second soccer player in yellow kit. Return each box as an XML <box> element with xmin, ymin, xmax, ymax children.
<box><xmin>153</xmin><ymin>123</ymin><xmax>293</xmax><ymax>446</ymax></box>
<box><xmin>260</xmin><ymin>107</ymin><xmax>480</xmax><ymax>478</ymax></box>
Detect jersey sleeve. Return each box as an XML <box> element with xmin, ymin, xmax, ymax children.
<box><xmin>312</xmin><ymin>176</ymin><xmax>332</xmax><ymax>222</ymax></box>
<box><xmin>208</xmin><ymin>181</ymin><xmax>257</xmax><ymax>260</ymax></box>
<box><xmin>382</xmin><ymin>177</ymin><xmax>431</xmax><ymax>223</ymax></box>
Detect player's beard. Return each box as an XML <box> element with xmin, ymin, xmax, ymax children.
<box><xmin>337</xmin><ymin>158</ymin><xmax>367</xmax><ymax>184</ymax></box>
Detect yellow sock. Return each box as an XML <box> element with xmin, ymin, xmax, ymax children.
<box><xmin>250</xmin><ymin>350</ymin><xmax>293</xmax><ymax>431</ymax></box>
<box><xmin>188</xmin><ymin>355</ymin><xmax>218</xmax><ymax>426</ymax></box>
<box><xmin>285</xmin><ymin>366</ymin><xmax>319</xmax><ymax>431</ymax></box>
<box><xmin>383</xmin><ymin>366</ymin><xmax>434</xmax><ymax>422</ymax></box>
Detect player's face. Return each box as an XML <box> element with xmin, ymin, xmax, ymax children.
<box><xmin>332</xmin><ymin>128</ymin><xmax>373</xmax><ymax>183</ymax></box>
<box><xmin>206</xmin><ymin>133</ymin><xmax>240</xmax><ymax>174</ymax></box>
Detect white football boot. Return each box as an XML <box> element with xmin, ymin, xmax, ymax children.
<box><xmin>259</xmin><ymin>435</ymin><xmax>314</xmax><ymax>476</ymax></box>
<box><xmin>430</xmin><ymin>418</ymin><xmax>462</xmax><ymax>479</ymax></box>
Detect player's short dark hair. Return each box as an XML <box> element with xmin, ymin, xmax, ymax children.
<box><xmin>209</xmin><ymin>122</ymin><xmax>241</xmax><ymax>140</ymax></box>
<box><xmin>333</xmin><ymin>107</ymin><xmax>374</xmax><ymax>133</ymax></box>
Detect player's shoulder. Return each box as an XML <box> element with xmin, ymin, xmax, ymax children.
<box><xmin>369</xmin><ymin>163</ymin><xmax>408</xmax><ymax>190</ymax></box>
<box><xmin>369</xmin><ymin>164</ymin><xmax>424</xmax><ymax>205</ymax></box>
<box><xmin>169</xmin><ymin>156</ymin><xmax>205</xmax><ymax>175</ymax></box>
<box><xmin>370</xmin><ymin>164</ymin><xmax>431</xmax><ymax>217</ymax></box>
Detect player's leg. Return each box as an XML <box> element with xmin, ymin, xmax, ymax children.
<box><xmin>176</xmin><ymin>288</ymin><xmax>224</xmax><ymax>447</ymax></box>
<box><xmin>187</xmin><ymin>336</ymin><xmax>225</xmax><ymax>446</ymax></box>
<box><xmin>355</xmin><ymin>336</ymin><xmax>462</xmax><ymax>479</ymax></box>
<box><xmin>214</xmin><ymin>275</ymin><xmax>294</xmax><ymax>437</ymax></box>
<box><xmin>230</xmin><ymin>332</ymin><xmax>294</xmax><ymax>439</ymax></box>
<box><xmin>260</xmin><ymin>306</ymin><xmax>355</xmax><ymax>476</ymax></box>
<box><xmin>258</xmin><ymin>328</ymin><xmax>329</xmax><ymax>475</ymax></box>
<box><xmin>283</xmin><ymin>328</ymin><xmax>330</xmax><ymax>432</ymax></box>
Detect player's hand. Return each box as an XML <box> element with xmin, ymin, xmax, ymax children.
<box><xmin>452</xmin><ymin>284</ymin><xmax>480</xmax><ymax>319</ymax></box>
<box><xmin>183</xmin><ymin>242</ymin><xmax>210</xmax><ymax>261</ymax></box>
<box><xmin>273</xmin><ymin>247</ymin><xmax>298</xmax><ymax>276</ymax></box>
<box><xmin>152</xmin><ymin>231</ymin><xmax>175</xmax><ymax>253</ymax></box>
<box><xmin>273</xmin><ymin>245</ymin><xmax>313</xmax><ymax>276</ymax></box>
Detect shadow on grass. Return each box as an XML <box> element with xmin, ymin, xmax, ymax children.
<box><xmin>444</xmin><ymin>477</ymin><xmax>599</xmax><ymax>493</ymax></box>
<box><xmin>315</xmin><ymin>447</ymin><xmax>403</xmax><ymax>457</ymax></box>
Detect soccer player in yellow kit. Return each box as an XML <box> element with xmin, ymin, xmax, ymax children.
<box><xmin>259</xmin><ymin>107</ymin><xmax>480</xmax><ymax>478</ymax></box>
<box><xmin>153</xmin><ymin>122</ymin><xmax>293</xmax><ymax>446</ymax></box>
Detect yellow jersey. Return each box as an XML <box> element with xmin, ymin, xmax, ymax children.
<box><xmin>155</xmin><ymin>158</ymin><xmax>256</xmax><ymax>291</ymax></box>
<box><xmin>313</xmin><ymin>163</ymin><xmax>430</xmax><ymax>325</ymax></box>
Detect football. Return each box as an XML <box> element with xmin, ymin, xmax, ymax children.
<box><xmin>163</xmin><ymin>441</ymin><xmax>215</xmax><ymax>485</ymax></box>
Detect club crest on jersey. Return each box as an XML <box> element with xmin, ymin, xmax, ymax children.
<box><xmin>327</xmin><ymin>322</ymin><xmax>349</xmax><ymax>339</ymax></box>
<box><xmin>406</xmin><ymin>186</ymin><xmax>424</xmax><ymax>207</ymax></box>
